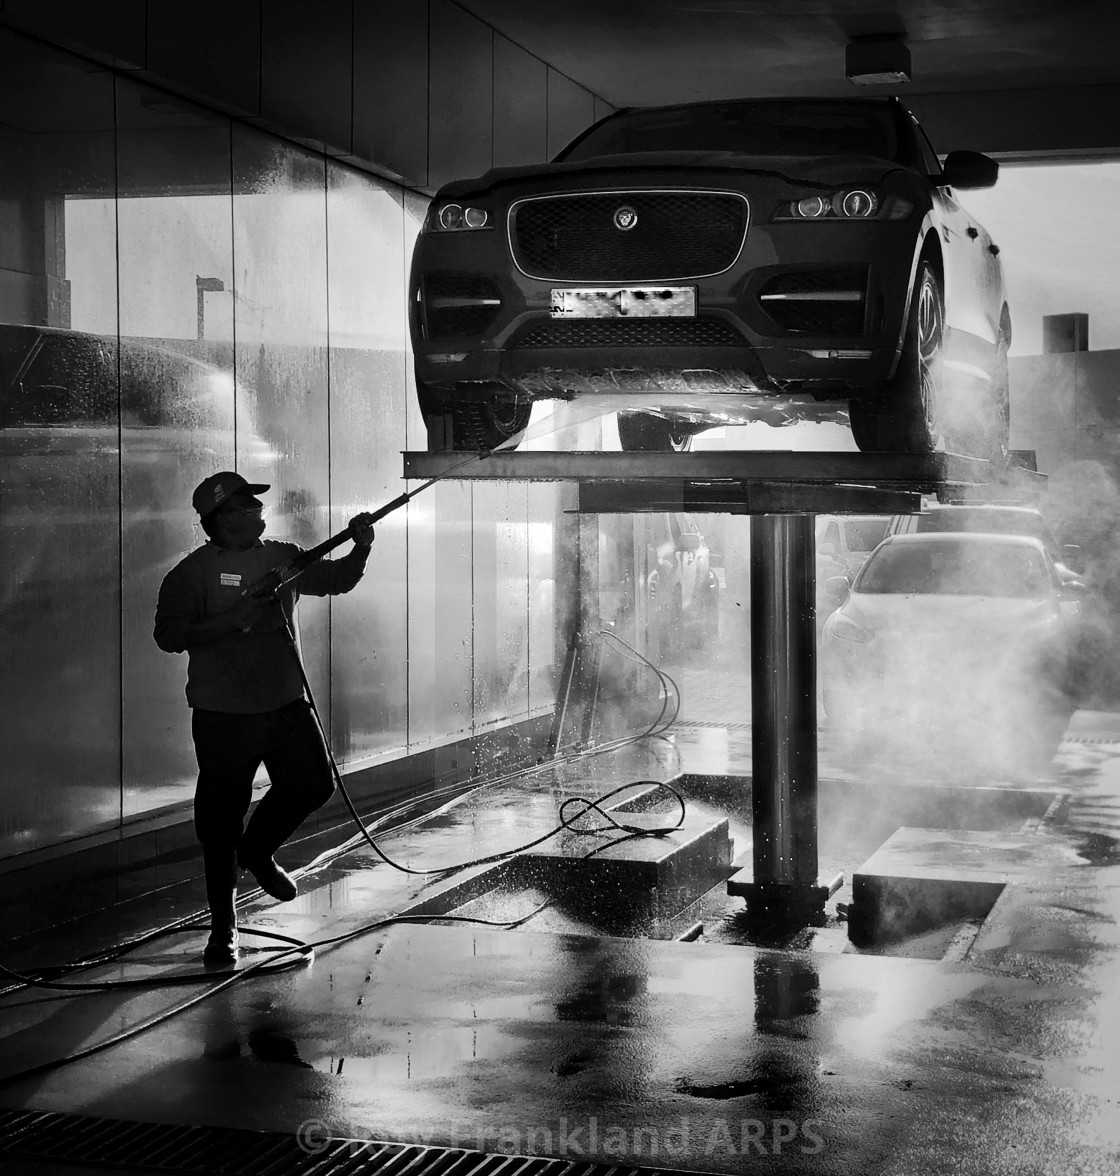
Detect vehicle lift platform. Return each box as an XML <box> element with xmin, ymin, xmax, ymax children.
<box><xmin>403</xmin><ymin>448</ymin><xmax>1046</xmax><ymax>926</ymax></box>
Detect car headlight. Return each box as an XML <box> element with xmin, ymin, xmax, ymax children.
<box><xmin>772</xmin><ymin>190</ymin><xmax>914</xmax><ymax>222</ymax></box>
<box><xmin>429</xmin><ymin>202</ymin><xmax>493</xmax><ymax>231</ymax></box>
<box><xmin>828</xmin><ymin>615</ymin><xmax>874</xmax><ymax>643</ymax></box>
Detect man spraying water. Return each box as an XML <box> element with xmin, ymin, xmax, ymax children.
<box><xmin>154</xmin><ymin>472</ymin><xmax>377</xmax><ymax>966</ymax></box>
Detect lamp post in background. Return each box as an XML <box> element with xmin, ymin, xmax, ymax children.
<box><xmin>196</xmin><ymin>275</ymin><xmax>225</xmax><ymax>340</ymax></box>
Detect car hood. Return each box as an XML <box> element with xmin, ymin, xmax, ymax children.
<box><xmin>436</xmin><ymin>153</ymin><xmax>902</xmax><ymax>198</ymax></box>
<box><xmin>837</xmin><ymin>592</ymin><xmax>1057</xmax><ymax>640</ymax></box>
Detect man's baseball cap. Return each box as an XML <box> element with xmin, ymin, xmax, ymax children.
<box><xmin>192</xmin><ymin>471</ymin><xmax>271</xmax><ymax>518</ymax></box>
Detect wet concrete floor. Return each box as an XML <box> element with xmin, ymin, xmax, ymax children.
<box><xmin>2</xmin><ymin>669</ymin><xmax>1120</xmax><ymax>1175</ymax></box>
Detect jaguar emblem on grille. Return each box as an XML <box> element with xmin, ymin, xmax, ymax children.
<box><xmin>613</xmin><ymin>206</ymin><xmax>638</xmax><ymax>231</ymax></box>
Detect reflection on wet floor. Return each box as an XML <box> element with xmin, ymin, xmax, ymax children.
<box><xmin>2</xmin><ymin>687</ymin><xmax>1120</xmax><ymax>1176</ymax></box>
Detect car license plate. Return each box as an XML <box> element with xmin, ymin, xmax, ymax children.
<box><xmin>550</xmin><ymin>287</ymin><xmax>696</xmax><ymax>319</ymax></box>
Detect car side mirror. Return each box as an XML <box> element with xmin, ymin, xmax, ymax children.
<box><xmin>823</xmin><ymin>574</ymin><xmax>850</xmax><ymax>602</ymax></box>
<box><xmin>1063</xmin><ymin>544</ymin><xmax>1082</xmax><ymax>571</ymax></box>
<box><xmin>677</xmin><ymin>533</ymin><xmax>702</xmax><ymax>553</ymax></box>
<box><xmin>940</xmin><ymin>150</ymin><xmax>999</xmax><ymax>190</ymax></box>
<box><xmin>817</xmin><ymin>540</ymin><xmax>839</xmax><ymax>557</ymax></box>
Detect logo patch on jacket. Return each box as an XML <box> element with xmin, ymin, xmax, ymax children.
<box><xmin>220</xmin><ymin>573</ymin><xmax>242</xmax><ymax>587</ymax></box>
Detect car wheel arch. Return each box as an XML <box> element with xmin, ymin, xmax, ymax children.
<box><xmin>889</xmin><ymin>230</ymin><xmax>944</xmax><ymax>373</ymax></box>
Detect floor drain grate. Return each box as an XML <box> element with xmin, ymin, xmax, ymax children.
<box><xmin>0</xmin><ymin>1108</ymin><xmax>723</xmax><ymax>1176</ymax></box>
<box><xmin>1062</xmin><ymin>736</ymin><xmax>1120</xmax><ymax>745</ymax></box>
<box><xmin>673</xmin><ymin>720</ymin><xmax>752</xmax><ymax>731</ymax></box>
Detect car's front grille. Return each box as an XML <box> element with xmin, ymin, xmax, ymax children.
<box><xmin>510</xmin><ymin>190</ymin><xmax>748</xmax><ymax>281</ymax></box>
<box><xmin>423</xmin><ymin>273</ymin><xmax>503</xmax><ymax>338</ymax></box>
<box><xmin>514</xmin><ymin>317</ymin><xmax>745</xmax><ymax>349</ymax></box>
<box><xmin>758</xmin><ymin>267</ymin><xmax>868</xmax><ymax>334</ymax></box>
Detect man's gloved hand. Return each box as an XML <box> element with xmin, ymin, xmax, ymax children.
<box><xmin>229</xmin><ymin>591</ymin><xmax>281</xmax><ymax>634</ymax></box>
<box><xmin>349</xmin><ymin>513</ymin><xmax>376</xmax><ymax>548</ymax></box>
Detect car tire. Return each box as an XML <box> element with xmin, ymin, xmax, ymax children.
<box><xmin>849</xmin><ymin>260</ymin><xmax>943</xmax><ymax>454</ymax></box>
<box><xmin>418</xmin><ymin>381</ymin><xmax>532</xmax><ymax>452</ymax></box>
<box><xmin>618</xmin><ymin>412</ymin><xmax>695</xmax><ymax>452</ymax></box>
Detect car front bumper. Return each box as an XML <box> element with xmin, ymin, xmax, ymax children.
<box><xmin>410</xmin><ymin>198</ymin><xmax>921</xmax><ymax>414</ymax></box>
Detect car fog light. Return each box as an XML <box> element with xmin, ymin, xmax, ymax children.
<box><xmin>428</xmin><ymin>352</ymin><xmax>469</xmax><ymax>362</ymax></box>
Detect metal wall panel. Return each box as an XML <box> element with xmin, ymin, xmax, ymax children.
<box><xmin>472</xmin><ymin>482</ymin><xmax>531</xmax><ymax>734</ymax></box>
<box><xmin>1</xmin><ymin>0</ymin><xmax>147</xmax><ymax>68</ymax></box>
<box><xmin>546</xmin><ymin>70</ymin><xmax>596</xmax><ymax>160</ymax></box>
<box><xmin>0</xmin><ymin>34</ymin><xmax>120</xmax><ymax>853</ymax></box>
<box><xmin>113</xmin><ymin>82</ymin><xmax>239</xmax><ymax>819</ymax></box>
<box><xmin>145</xmin><ymin>0</ymin><xmax>262</xmax><ymax>118</ymax></box>
<box><xmin>527</xmin><ymin>483</ymin><xmax>558</xmax><ymax>717</ymax></box>
<box><xmin>260</xmin><ymin>0</ymin><xmax>353</xmax><ymax>155</ymax></box>
<box><xmin>326</xmin><ymin>161</ymin><xmax>409</xmax><ymax>763</ymax></box>
<box><xmin>493</xmin><ymin>36</ymin><xmax>547</xmax><ymax>168</ymax></box>
<box><xmin>428</xmin><ymin>0</ymin><xmax>494</xmax><ymax>190</ymax></box>
<box><xmin>407</xmin><ymin>482</ymin><xmax>474</xmax><ymax>747</ymax></box>
<box><xmin>352</xmin><ymin>0</ymin><xmax>429</xmax><ymax>187</ymax></box>
<box><xmin>231</xmin><ymin>128</ymin><xmax>332</xmax><ymax>722</ymax></box>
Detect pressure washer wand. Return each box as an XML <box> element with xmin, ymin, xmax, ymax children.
<box><xmin>246</xmin><ymin>452</ymin><xmax>490</xmax><ymax>599</ymax></box>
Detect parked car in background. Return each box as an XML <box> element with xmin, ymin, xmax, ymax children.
<box><xmin>886</xmin><ymin>502</ymin><xmax>1083</xmax><ymax>585</ymax></box>
<box><xmin>816</xmin><ymin>514</ymin><xmax>891</xmax><ymax>632</ymax></box>
<box><xmin>598</xmin><ymin>512</ymin><xmax>720</xmax><ymax>659</ymax></box>
<box><xmin>650</xmin><ymin>512</ymin><xmax>720</xmax><ymax>656</ymax></box>
<box><xmin>820</xmin><ymin>532</ymin><xmax>1090</xmax><ymax>750</ymax></box>
<box><xmin>410</xmin><ymin>95</ymin><xmax>1009</xmax><ymax>458</ymax></box>
<box><xmin>817</xmin><ymin>514</ymin><xmax>891</xmax><ymax>579</ymax></box>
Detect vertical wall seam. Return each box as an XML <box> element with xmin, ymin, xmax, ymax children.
<box><xmin>444</xmin><ymin>0</ymin><xmax>614</xmax><ymax>107</ymax></box>
<box><xmin>229</xmin><ymin>120</ymin><xmax>238</xmax><ymax>462</ymax></box>
<box><xmin>490</xmin><ymin>26</ymin><xmax>496</xmax><ymax>171</ymax></box>
<box><xmin>349</xmin><ymin>0</ymin><xmax>356</xmax><ymax>156</ymax></box>
<box><xmin>257</xmin><ymin>0</ymin><xmax>265</xmax><ymax>120</ymax></box>
<box><xmin>403</xmin><ymin>195</ymin><xmax>412</xmax><ymax>751</ymax></box>
<box><xmin>113</xmin><ymin>74</ymin><xmax>125</xmax><ymax>833</ymax></box>
<box><xmin>470</xmin><ymin>485</ymin><xmax>476</xmax><ymax>739</ymax></box>
<box><xmin>425</xmin><ymin>0</ymin><xmax>432</xmax><ymax>191</ymax></box>
<box><xmin>323</xmin><ymin>156</ymin><xmax>333</xmax><ymax>747</ymax></box>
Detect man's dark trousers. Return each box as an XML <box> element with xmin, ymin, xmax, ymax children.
<box><xmin>192</xmin><ymin>698</ymin><xmax>335</xmax><ymax>928</ymax></box>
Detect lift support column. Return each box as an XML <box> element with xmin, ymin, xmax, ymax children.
<box><xmin>748</xmin><ymin>513</ymin><xmax>827</xmax><ymax>923</ymax></box>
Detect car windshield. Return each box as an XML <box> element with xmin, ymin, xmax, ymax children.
<box><xmin>559</xmin><ymin>101</ymin><xmax>899</xmax><ymax>163</ymax></box>
<box><xmin>845</xmin><ymin>518</ymin><xmax>891</xmax><ymax>551</ymax></box>
<box><xmin>856</xmin><ymin>539</ymin><xmax>1051</xmax><ymax>599</ymax></box>
<box><xmin>914</xmin><ymin>508</ymin><xmax>1059</xmax><ymax>558</ymax></box>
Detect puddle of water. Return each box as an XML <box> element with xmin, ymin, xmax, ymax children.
<box><xmin>309</xmin><ymin>1022</ymin><xmax>525</xmax><ymax>1081</ymax></box>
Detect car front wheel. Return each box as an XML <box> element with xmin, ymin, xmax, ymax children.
<box><xmin>849</xmin><ymin>260</ymin><xmax>943</xmax><ymax>454</ymax></box>
<box><xmin>418</xmin><ymin>382</ymin><xmax>532</xmax><ymax>452</ymax></box>
<box><xmin>617</xmin><ymin>412</ymin><xmax>696</xmax><ymax>452</ymax></box>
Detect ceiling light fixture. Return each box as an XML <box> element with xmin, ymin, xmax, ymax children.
<box><xmin>846</xmin><ymin>36</ymin><xmax>911</xmax><ymax>86</ymax></box>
